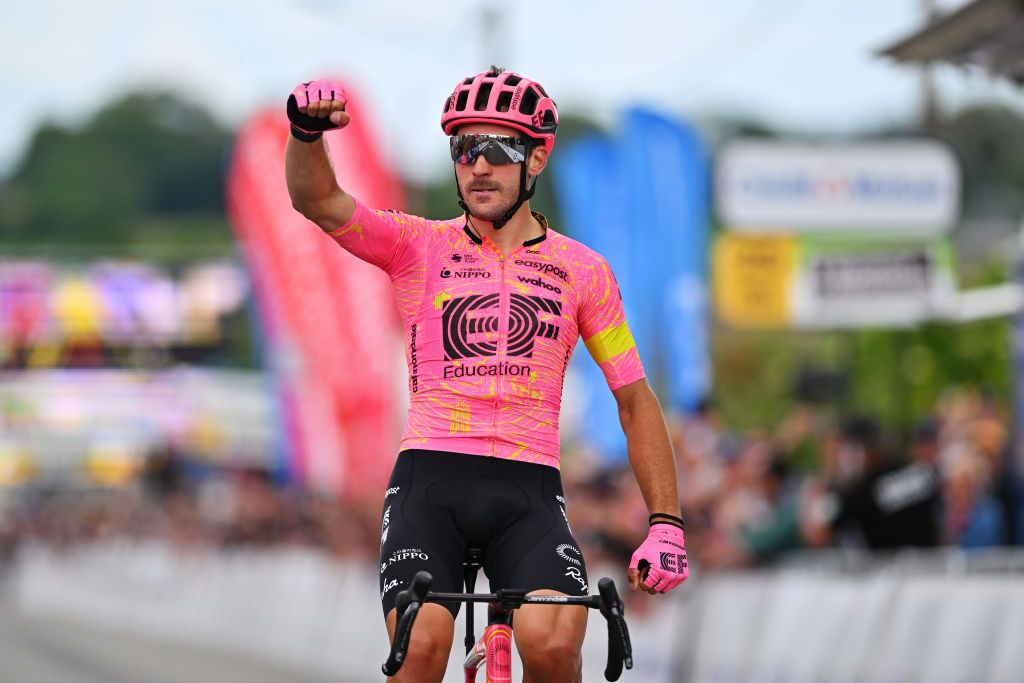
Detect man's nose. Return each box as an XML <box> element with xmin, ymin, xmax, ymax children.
<box><xmin>471</xmin><ymin>155</ymin><xmax>493</xmax><ymax>174</ymax></box>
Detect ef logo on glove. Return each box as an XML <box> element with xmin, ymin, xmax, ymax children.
<box><xmin>660</xmin><ymin>551</ymin><xmax>688</xmax><ymax>574</ymax></box>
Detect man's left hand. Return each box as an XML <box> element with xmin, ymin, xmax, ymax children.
<box><xmin>628</xmin><ymin>523</ymin><xmax>689</xmax><ymax>594</ymax></box>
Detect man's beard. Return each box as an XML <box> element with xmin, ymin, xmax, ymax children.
<box><xmin>462</xmin><ymin>180</ymin><xmax>517</xmax><ymax>222</ymax></box>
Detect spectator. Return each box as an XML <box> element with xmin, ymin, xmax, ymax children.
<box><xmin>830</xmin><ymin>417</ymin><xmax>942</xmax><ymax>550</ymax></box>
<box><xmin>942</xmin><ymin>443</ymin><xmax>1006</xmax><ymax>548</ymax></box>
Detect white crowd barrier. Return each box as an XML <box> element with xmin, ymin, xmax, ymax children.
<box><xmin>684</xmin><ymin>553</ymin><xmax>1024</xmax><ymax>683</ymax></box>
<box><xmin>11</xmin><ymin>540</ymin><xmax>679</xmax><ymax>682</ymax></box>
<box><xmin>12</xmin><ymin>542</ymin><xmax>1024</xmax><ymax>682</ymax></box>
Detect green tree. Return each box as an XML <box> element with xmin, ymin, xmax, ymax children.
<box><xmin>1</xmin><ymin>92</ymin><xmax>233</xmax><ymax>256</ymax></box>
<box><xmin>938</xmin><ymin>105</ymin><xmax>1024</xmax><ymax>220</ymax></box>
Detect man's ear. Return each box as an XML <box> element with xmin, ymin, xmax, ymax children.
<box><xmin>528</xmin><ymin>145</ymin><xmax>549</xmax><ymax>177</ymax></box>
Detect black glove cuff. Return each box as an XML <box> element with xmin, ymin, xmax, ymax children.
<box><xmin>290</xmin><ymin>125</ymin><xmax>323</xmax><ymax>143</ymax></box>
<box><xmin>649</xmin><ymin>513</ymin><xmax>685</xmax><ymax>531</ymax></box>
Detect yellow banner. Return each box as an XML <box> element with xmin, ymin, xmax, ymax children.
<box><xmin>713</xmin><ymin>234</ymin><xmax>798</xmax><ymax>328</ymax></box>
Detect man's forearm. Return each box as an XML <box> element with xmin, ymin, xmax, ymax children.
<box><xmin>618</xmin><ymin>383</ymin><xmax>681</xmax><ymax>517</ymax></box>
<box><xmin>285</xmin><ymin>136</ymin><xmax>354</xmax><ymax>230</ymax></box>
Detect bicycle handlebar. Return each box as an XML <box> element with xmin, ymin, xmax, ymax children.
<box><xmin>382</xmin><ymin>571</ymin><xmax>634</xmax><ymax>681</ymax></box>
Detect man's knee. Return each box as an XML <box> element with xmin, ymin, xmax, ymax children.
<box><xmin>404</xmin><ymin>628</ymin><xmax>451</xmax><ymax>670</ymax></box>
<box><xmin>519</xmin><ymin>636</ymin><xmax>582</xmax><ymax>679</ymax></box>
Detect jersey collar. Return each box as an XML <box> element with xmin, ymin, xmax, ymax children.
<box><xmin>462</xmin><ymin>212</ymin><xmax>549</xmax><ymax>246</ymax></box>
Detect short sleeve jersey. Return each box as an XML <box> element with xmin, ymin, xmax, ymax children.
<box><xmin>328</xmin><ymin>200</ymin><xmax>645</xmax><ymax>469</ymax></box>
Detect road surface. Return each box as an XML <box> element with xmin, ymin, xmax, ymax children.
<box><xmin>0</xmin><ymin>590</ymin><xmax>342</xmax><ymax>683</ymax></box>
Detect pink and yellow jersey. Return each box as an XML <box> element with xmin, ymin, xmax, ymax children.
<box><xmin>328</xmin><ymin>201</ymin><xmax>645</xmax><ymax>469</ymax></box>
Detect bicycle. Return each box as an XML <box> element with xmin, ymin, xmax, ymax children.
<box><xmin>382</xmin><ymin>548</ymin><xmax>634</xmax><ymax>682</ymax></box>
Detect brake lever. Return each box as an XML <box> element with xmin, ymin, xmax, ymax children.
<box><xmin>381</xmin><ymin>571</ymin><xmax>433</xmax><ymax>676</ymax></box>
<box><xmin>597</xmin><ymin>577</ymin><xmax>633</xmax><ymax>681</ymax></box>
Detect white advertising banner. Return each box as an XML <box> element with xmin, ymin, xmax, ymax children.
<box><xmin>791</xmin><ymin>240</ymin><xmax>958</xmax><ymax>328</ymax></box>
<box><xmin>716</xmin><ymin>140</ymin><xmax>961</xmax><ymax>234</ymax></box>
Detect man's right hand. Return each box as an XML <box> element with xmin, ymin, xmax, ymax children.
<box><xmin>287</xmin><ymin>80</ymin><xmax>349</xmax><ymax>142</ymax></box>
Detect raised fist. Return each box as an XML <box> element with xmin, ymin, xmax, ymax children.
<box><xmin>287</xmin><ymin>80</ymin><xmax>349</xmax><ymax>142</ymax></box>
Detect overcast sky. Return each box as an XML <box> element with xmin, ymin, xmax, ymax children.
<box><xmin>6</xmin><ymin>0</ymin><xmax>1024</xmax><ymax>183</ymax></box>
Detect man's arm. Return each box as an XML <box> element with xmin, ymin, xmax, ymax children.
<box><xmin>284</xmin><ymin>82</ymin><xmax>356</xmax><ymax>231</ymax></box>
<box><xmin>613</xmin><ymin>378</ymin><xmax>681</xmax><ymax>518</ymax></box>
<box><xmin>613</xmin><ymin>378</ymin><xmax>689</xmax><ymax>594</ymax></box>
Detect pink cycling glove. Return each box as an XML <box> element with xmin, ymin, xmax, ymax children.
<box><xmin>286</xmin><ymin>80</ymin><xmax>347</xmax><ymax>142</ymax></box>
<box><xmin>629</xmin><ymin>523</ymin><xmax>689</xmax><ymax>593</ymax></box>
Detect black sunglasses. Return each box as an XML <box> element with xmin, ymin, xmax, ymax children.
<box><xmin>450</xmin><ymin>134</ymin><xmax>530</xmax><ymax>165</ymax></box>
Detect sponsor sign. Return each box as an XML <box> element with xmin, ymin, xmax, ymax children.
<box><xmin>713</xmin><ymin>234</ymin><xmax>797</xmax><ymax>329</ymax></box>
<box><xmin>716</xmin><ymin>140</ymin><xmax>961</xmax><ymax>234</ymax></box>
<box><xmin>713</xmin><ymin>234</ymin><xmax>958</xmax><ymax>329</ymax></box>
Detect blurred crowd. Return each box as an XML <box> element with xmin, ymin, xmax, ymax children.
<box><xmin>564</xmin><ymin>386</ymin><xmax>1020</xmax><ymax>572</ymax></box>
<box><xmin>670</xmin><ymin>387</ymin><xmax>1016</xmax><ymax>568</ymax></box>
<box><xmin>1</xmin><ymin>386</ymin><xmax>1021</xmax><ymax>578</ymax></box>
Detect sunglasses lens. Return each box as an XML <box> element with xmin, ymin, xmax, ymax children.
<box><xmin>450</xmin><ymin>135</ymin><xmax>526</xmax><ymax>165</ymax></box>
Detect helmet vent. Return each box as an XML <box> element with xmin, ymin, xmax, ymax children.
<box><xmin>463</xmin><ymin>77</ymin><xmax>474</xmax><ymax>85</ymax></box>
<box><xmin>456</xmin><ymin>90</ymin><xmax>469</xmax><ymax>112</ymax></box>
<box><xmin>505</xmin><ymin>74</ymin><xmax>521</xmax><ymax>87</ymax></box>
<box><xmin>520</xmin><ymin>87</ymin><xmax>539</xmax><ymax>115</ymax></box>
<box><xmin>535</xmin><ymin>84</ymin><xmax>549</xmax><ymax>98</ymax></box>
<box><xmin>496</xmin><ymin>91</ymin><xmax>513</xmax><ymax>113</ymax></box>
<box><xmin>474</xmin><ymin>82</ymin><xmax>493</xmax><ymax>111</ymax></box>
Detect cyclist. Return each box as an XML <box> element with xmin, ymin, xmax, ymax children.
<box><xmin>285</xmin><ymin>67</ymin><xmax>688</xmax><ymax>683</ymax></box>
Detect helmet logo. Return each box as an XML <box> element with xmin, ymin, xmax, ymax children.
<box><xmin>510</xmin><ymin>85</ymin><xmax>524</xmax><ymax>111</ymax></box>
<box><xmin>532</xmin><ymin>111</ymin><xmax>544</xmax><ymax>128</ymax></box>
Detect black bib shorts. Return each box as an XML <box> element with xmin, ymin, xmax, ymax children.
<box><xmin>378</xmin><ymin>449</ymin><xmax>590</xmax><ymax>618</ymax></box>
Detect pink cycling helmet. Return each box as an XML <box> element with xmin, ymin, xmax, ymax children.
<box><xmin>441</xmin><ymin>66</ymin><xmax>558</xmax><ymax>153</ymax></box>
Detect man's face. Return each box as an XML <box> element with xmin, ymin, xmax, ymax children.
<box><xmin>453</xmin><ymin>124</ymin><xmax>546</xmax><ymax>223</ymax></box>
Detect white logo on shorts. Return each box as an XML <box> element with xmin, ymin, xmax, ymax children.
<box><xmin>556</xmin><ymin>544</ymin><xmax>582</xmax><ymax>566</ymax></box>
<box><xmin>381</xmin><ymin>506</ymin><xmax>391</xmax><ymax>546</ymax></box>
<box><xmin>380</xmin><ymin>548</ymin><xmax>429</xmax><ymax>574</ymax></box>
<box><xmin>559</xmin><ymin>505</ymin><xmax>572</xmax><ymax>532</ymax></box>
<box><xmin>381</xmin><ymin>578</ymin><xmax>399</xmax><ymax>599</ymax></box>
<box><xmin>565</xmin><ymin>566</ymin><xmax>588</xmax><ymax>592</ymax></box>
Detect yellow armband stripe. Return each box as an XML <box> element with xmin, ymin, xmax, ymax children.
<box><xmin>584</xmin><ymin>321</ymin><xmax>636</xmax><ymax>365</ymax></box>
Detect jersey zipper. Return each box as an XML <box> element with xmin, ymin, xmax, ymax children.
<box><xmin>492</xmin><ymin>255</ymin><xmax>507</xmax><ymax>455</ymax></box>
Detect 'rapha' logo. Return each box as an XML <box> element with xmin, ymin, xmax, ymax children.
<box><xmin>565</xmin><ymin>566</ymin><xmax>588</xmax><ymax>592</ymax></box>
<box><xmin>381</xmin><ymin>578</ymin><xmax>399</xmax><ymax>599</ymax></box>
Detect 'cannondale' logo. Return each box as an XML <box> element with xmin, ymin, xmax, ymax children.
<box><xmin>443</xmin><ymin>294</ymin><xmax>561</xmax><ymax>361</ymax></box>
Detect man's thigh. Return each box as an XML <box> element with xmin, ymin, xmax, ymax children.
<box><xmin>513</xmin><ymin>593</ymin><xmax>588</xmax><ymax>667</ymax></box>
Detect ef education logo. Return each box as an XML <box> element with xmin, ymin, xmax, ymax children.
<box><xmin>442</xmin><ymin>294</ymin><xmax>561</xmax><ymax>361</ymax></box>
